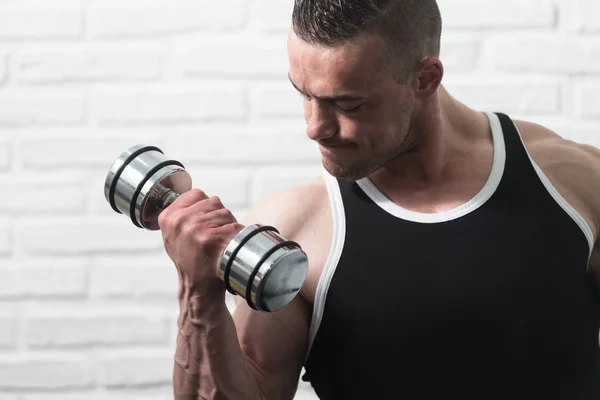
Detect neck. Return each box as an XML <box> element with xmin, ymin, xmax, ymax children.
<box><xmin>369</xmin><ymin>85</ymin><xmax>489</xmax><ymax>190</ymax></box>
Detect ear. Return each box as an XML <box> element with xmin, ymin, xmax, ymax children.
<box><xmin>413</xmin><ymin>56</ymin><xmax>444</xmax><ymax>100</ymax></box>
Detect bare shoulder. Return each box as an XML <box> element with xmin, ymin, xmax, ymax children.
<box><xmin>514</xmin><ymin>119</ymin><xmax>600</xmax><ymax>237</ymax></box>
<box><xmin>513</xmin><ymin>119</ymin><xmax>600</xmax><ymax>176</ymax></box>
<box><xmin>241</xmin><ymin>175</ymin><xmax>329</xmax><ymax>240</ymax></box>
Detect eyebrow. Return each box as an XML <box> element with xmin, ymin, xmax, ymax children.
<box><xmin>288</xmin><ymin>73</ymin><xmax>364</xmax><ymax>102</ymax></box>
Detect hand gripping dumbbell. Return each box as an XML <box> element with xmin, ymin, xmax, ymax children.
<box><xmin>104</xmin><ymin>144</ymin><xmax>309</xmax><ymax>312</ymax></box>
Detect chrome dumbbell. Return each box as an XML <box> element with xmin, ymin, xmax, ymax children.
<box><xmin>104</xmin><ymin>144</ymin><xmax>308</xmax><ymax>312</ymax></box>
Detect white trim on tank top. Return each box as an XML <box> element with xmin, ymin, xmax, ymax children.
<box><xmin>305</xmin><ymin>111</ymin><xmax>595</xmax><ymax>362</ymax></box>
<box><xmin>356</xmin><ymin>111</ymin><xmax>506</xmax><ymax>223</ymax></box>
<box><xmin>511</xmin><ymin>124</ymin><xmax>595</xmax><ymax>263</ymax></box>
<box><xmin>305</xmin><ymin>167</ymin><xmax>346</xmax><ymax>362</ymax></box>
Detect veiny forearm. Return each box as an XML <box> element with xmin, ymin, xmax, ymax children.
<box><xmin>173</xmin><ymin>278</ymin><xmax>265</xmax><ymax>400</ymax></box>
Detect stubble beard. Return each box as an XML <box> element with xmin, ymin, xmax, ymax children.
<box><xmin>323</xmin><ymin>114</ymin><xmax>417</xmax><ymax>181</ymax></box>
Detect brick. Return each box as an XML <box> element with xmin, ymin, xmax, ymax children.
<box><xmin>0</xmin><ymin>53</ymin><xmax>7</xmax><ymax>86</ymax></box>
<box><xmin>566</xmin><ymin>127</ymin><xmax>600</xmax><ymax>148</ymax></box>
<box><xmin>19</xmin><ymin>133</ymin><xmax>168</xmax><ymax>169</ymax></box>
<box><xmin>0</xmin><ymin>173</ymin><xmax>87</xmax><ymax>214</ymax></box>
<box><xmin>27</xmin><ymin>309</ymin><xmax>171</xmax><ymax>348</ymax></box>
<box><xmin>179</xmin><ymin>39</ymin><xmax>287</xmax><ymax>78</ymax></box>
<box><xmin>178</xmin><ymin>127</ymin><xmax>320</xmax><ymax>165</ymax></box>
<box><xmin>576</xmin><ymin>82</ymin><xmax>600</xmax><ymax>119</ymax></box>
<box><xmin>0</xmin><ymin>91</ymin><xmax>85</xmax><ymax>126</ymax></box>
<box><xmin>0</xmin><ymin>219</ymin><xmax>9</xmax><ymax>256</ymax></box>
<box><xmin>439</xmin><ymin>37</ymin><xmax>480</xmax><ymax>72</ymax></box>
<box><xmin>18</xmin><ymin>45</ymin><xmax>163</xmax><ymax>84</ymax></box>
<box><xmin>489</xmin><ymin>37</ymin><xmax>600</xmax><ymax>74</ymax></box>
<box><xmin>444</xmin><ymin>80</ymin><xmax>561</xmax><ymax>115</ymax></box>
<box><xmin>92</xmin><ymin>86</ymin><xmax>246</xmax><ymax>125</ymax></box>
<box><xmin>438</xmin><ymin>0</ymin><xmax>556</xmax><ymax>29</ymax></box>
<box><xmin>98</xmin><ymin>349</ymin><xmax>173</xmax><ymax>387</ymax></box>
<box><xmin>250</xmin><ymin>0</ymin><xmax>293</xmax><ymax>33</ymax></box>
<box><xmin>0</xmin><ymin>140</ymin><xmax>11</xmax><ymax>171</ymax></box>
<box><xmin>0</xmin><ymin>3</ymin><xmax>83</xmax><ymax>40</ymax></box>
<box><xmin>14</xmin><ymin>217</ymin><xmax>164</xmax><ymax>255</ymax></box>
<box><xmin>250</xmin><ymin>166</ymin><xmax>322</xmax><ymax>202</ymax></box>
<box><xmin>88</xmin><ymin>0</ymin><xmax>246</xmax><ymax>38</ymax></box>
<box><xmin>0</xmin><ymin>260</ymin><xmax>87</xmax><ymax>298</ymax></box>
<box><xmin>0</xmin><ymin>354</ymin><xmax>94</xmax><ymax>390</ymax></box>
<box><xmin>230</xmin><ymin>208</ymin><xmax>249</xmax><ymax>224</ymax></box>
<box><xmin>577</xmin><ymin>0</ymin><xmax>600</xmax><ymax>32</ymax></box>
<box><xmin>0</xmin><ymin>316</ymin><xmax>17</xmax><ymax>349</ymax></box>
<box><xmin>182</xmin><ymin>166</ymin><xmax>251</xmax><ymax>208</ymax></box>
<box><xmin>89</xmin><ymin>256</ymin><xmax>178</xmax><ymax>299</ymax></box>
<box><xmin>253</xmin><ymin>84</ymin><xmax>304</xmax><ymax>120</ymax></box>
<box><xmin>87</xmin><ymin>173</ymin><xmax>138</xmax><ymax>218</ymax></box>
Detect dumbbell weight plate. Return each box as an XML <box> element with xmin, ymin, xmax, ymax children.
<box><xmin>104</xmin><ymin>144</ymin><xmax>192</xmax><ymax>230</ymax></box>
<box><xmin>220</xmin><ymin>224</ymin><xmax>308</xmax><ymax>312</ymax></box>
<box><xmin>105</xmin><ymin>144</ymin><xmax>309</xmax><ymax>312</ymax></box>
<box><xmin>135</xmin><ymin>166</ymin><xmax>190</xmax><ymax>230</ymax></box>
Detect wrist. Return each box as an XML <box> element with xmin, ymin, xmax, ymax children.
<box><xmin>178</xmin><ymin>274</ymin><xmax>227</xmax><ymax>311</ymax></box>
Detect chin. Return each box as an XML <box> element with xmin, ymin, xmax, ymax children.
<box><xmin>322</xmin><ymin>158</ymin><xmax>374</xmax><ymax>181</ymax></box>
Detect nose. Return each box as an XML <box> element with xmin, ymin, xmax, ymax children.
<box><xmin>305</xmin><ymin>101</ymin><xmax>337</xmax><ymax>141</ymax></box>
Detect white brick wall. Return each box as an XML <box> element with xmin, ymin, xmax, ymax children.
<box><xmin>0</xmin><ymin>0</ymin><xmax>598</xmax><ymax>399</ymax></box>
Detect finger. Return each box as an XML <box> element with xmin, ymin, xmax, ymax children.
<box><xmin>184</xmin><ymin>196</ymin><xmax>228</xmax><ymax>216</ymax></box>
<box><xmin>169</xmin><ymin>189</ymin><xmax>210</xmax><ymax>210</ymax></box>
<box><xmin>196</xmin><ymin>222</ymin><xmax>245</xmax><ymax>259</ymax></box>
<box><xmin>195</xmin><ymin>207</ymin><xmax>238</xmax><ymax>229</ymax></box>
<box><xmin>210</xmin><ymin>222</ymin><xmax>245</xmax><ymax>243</ymax></box>
<box><xmin>158</xmin><ymin>190</ymin><xmax>212</xmax><ymax>229</ymax></box>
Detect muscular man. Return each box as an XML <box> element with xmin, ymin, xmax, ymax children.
<box><xmin>158</xmin><ymin>0</ymin><xmax>600</xmax><ymax>399</ymax></box>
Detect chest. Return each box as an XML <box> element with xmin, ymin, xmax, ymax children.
<box><xmin>316</xmin><ymin>214</ymin><xmax>600</xmax><ymax>376</ymax></box>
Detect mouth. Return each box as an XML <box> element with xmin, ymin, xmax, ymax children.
<box><xmin>320</xmin><ymin>143</ymin><xmax>346</xmax><ymax>150</ymax></box>
<box><xmin>319</xmin><ymin>141</ymin><xmax>351</xmax><ymax>149</ymax></box>
<box><xmin>318</xmin><ymin>143</ymin><xmax>353</xmax><ymax>157</ymax></box>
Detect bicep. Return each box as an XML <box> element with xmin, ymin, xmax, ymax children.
<box><xmin>232</xmin><ymin>294</ymin><xmax>312</xmax><ymax>400</ymax></box>
<box><xmin>230</xmin><ymin>188</ymin><xmax>314</xmax><ymax>399</ymax></box>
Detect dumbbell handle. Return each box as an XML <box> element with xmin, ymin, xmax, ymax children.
<box><xmin>155</xmin><ymin>185</ymin><xmax>180</xmax><ymax>211</ymax></box>
<box><xmin>106</xmin><ymin>144</ymin><xmax>308</xmax><ymax>312</ymax></box>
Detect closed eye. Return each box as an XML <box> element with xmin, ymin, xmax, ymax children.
<box><xmin>297</xmin><ymin>91</ymin><xmax>363</xmax><ymax>113</ymax></box>
<box><xmin>336</xmin><ymin>103</ymin><xmax>363</xmax><ymax>113</ymax></box>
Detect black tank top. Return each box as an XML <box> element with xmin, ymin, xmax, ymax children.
<box><xmin>302</xmin><ymin>112</ymin><xmax>600</xmax><ymax>399</ymax></box>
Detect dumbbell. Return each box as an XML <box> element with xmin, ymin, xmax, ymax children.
<box><xmin>103</xmin><ymin>144</ymin><xmax>309</xmax><ymax>312</ymax></box>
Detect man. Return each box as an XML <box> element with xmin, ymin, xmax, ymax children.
<box><xmin>158</xmin><ymin>0</ymin><xmax>600</xmax><ymax>399</ymax></box>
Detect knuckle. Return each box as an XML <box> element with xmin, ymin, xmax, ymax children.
<box><xmin>198</xmin><ymin>228</ymin><xmax>220</xmax><ymax>245</ymax></box>
<box><xmin>157</xmin><ymin>210</ymin><xmax>168</xmax><ymax>229</ymax></box>
<box><xmin>171</xmin><ymin>212</ymin><xmax>188</xmax><ymax>232</ymax></box>
<box><xmin>187</xmin><ymin>189</ymin><xmax>208</xmax><ymax>201</ymax></box>
<box><xmin>215</xmin><ymin>207</ymin><xmax>234</xmax><ymax>219</ymax></box>
<box><xmin>158</xmin><ymin>208</ymin><xmax>177</xmax><ymax>230</ymax></box>
<box><xmin>225</xmin><ymin>222</ymin><xmax>244</xmax><ymax>236</ymax></box>
<box><xmin>209</xmin><ymin>196</ymin><xmax>223</xmax><ymax>207</ymax></box>
<box><xmin>200</xmin><ymin>208</ymin><xmax>232</xmax><ymax>229</ymax></box>
<box><xmin>181</xmin><ymin>219</ymin><xmax>200</xmax><ymax>238</ymax></box>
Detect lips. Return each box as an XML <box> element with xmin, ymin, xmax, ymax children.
<box><xmin>319</xmin><ymin>142</ymin><xmax>349</xmax><ymax>148</ymax></box>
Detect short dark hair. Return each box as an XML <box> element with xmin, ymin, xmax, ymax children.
<box><xmin>291</xmin><ymin>0</ymin><xmax>442</xmax><ymax>83</ymax></box>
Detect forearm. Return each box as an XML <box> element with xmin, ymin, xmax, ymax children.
<box><xmin>173</xmin><ymin>278</ymin><xmax>265</xmax><ymax>400</ymax></box>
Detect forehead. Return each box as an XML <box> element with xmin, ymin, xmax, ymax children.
<box><xmin>287</xmin><ymin>30</ymin><xmax>386</xmax><ymax>95</ymax></box>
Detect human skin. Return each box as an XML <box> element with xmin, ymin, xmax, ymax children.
<box><xmin>160</xmin><ymin>29</ymin><xmax>600</xmax><ymax>400</ymax></box>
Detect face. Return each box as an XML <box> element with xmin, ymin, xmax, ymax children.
<box><xmin>287</xmin><ymin>30</ymin><xmax>418</xmax><ymax>180</ymax></box>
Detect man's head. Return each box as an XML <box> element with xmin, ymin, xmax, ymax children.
<box><xmin>288</xmin><ymin>0</ymin><xmax>443</xmax><ymax>180</ymax></box>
